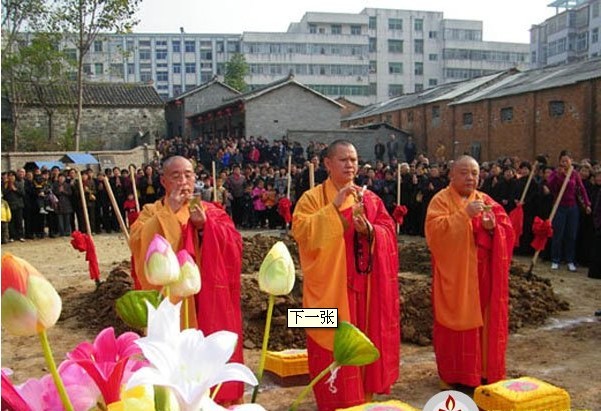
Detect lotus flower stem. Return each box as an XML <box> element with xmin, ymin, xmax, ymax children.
<box><xmin>154</xmin><ymin>386</ymin><xmax>172</xmax><ymax>410</ymax></box>
<box><xmin>39</xmin><ymin>330</ymin><xmax>74</xmax><ymax>411</ymax></box>
<box><xmin>183</xmin><ymin>298</ymin><xmax>189</xmax><ymax>330</ymax></box>
<box><xmin>289</xmin><ymin>361</ymin><xmax>337</xmax><ymax>411</ymax></box>
<box><xmin>251</xmin><ymin>294</ymin><xmax>275</xmax><ymax>403</ymax></box>
<box><xmin>211</xmin><ymin>382</ymin><xmax>223</xmax><ymax>400</ymax></box>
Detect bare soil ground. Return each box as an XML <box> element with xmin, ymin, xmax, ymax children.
<box><xmin>2</xmin><ymin>232</ymin><xmax>600</xmax><ymax>410</ymax></box>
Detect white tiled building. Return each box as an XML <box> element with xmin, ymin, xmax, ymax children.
<box><xmin>530</xmin><ymin>0</ymin><xmax>601</xmax><ymax>68</ymax></box>
<box><xmin>69</xmin><ymin>8</ymin><xmax>530</xmax><ymax>104</ymax></box>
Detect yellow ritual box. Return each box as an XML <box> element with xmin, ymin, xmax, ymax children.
<box><xmin>263</xmin><ymin>349</ymin><xmax>309</xmax><ymax>387</ymax></box>
<box><xmin>474</xmin><ymin>376</ymin><xmax>571</xmax><ymax>411</ymax></box>
<box><xmin>336</xmin><ymin>400</ymin><xmax>420</xmax><ymax>411</ymax></box>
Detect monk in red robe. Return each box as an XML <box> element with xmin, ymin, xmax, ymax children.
<box><xmin>292</xmin><ymin>140</ymin><xmax>400</xmax><ymax>411</ymax></box>
<box><xmin>425</xmin><ymin>155</ymin><xmax>514</xmax><ymax>388</ymax></box>
<box><xmin>129</xmin><ymin>156</ymin><xmax>244</xmax><ymax>405</ymax></box>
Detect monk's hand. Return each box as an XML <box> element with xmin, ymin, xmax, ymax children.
<box><xmin>465</xmin><ymin>200</ymin><xmax>485</xmax><ymax>218</ymax></box>
<box><xmin>167</xmin><ymin>184</ymin><xmax>190</xmax><ymax>213</ymax></box>
<box><xmin>333</xmin><ymin>184</ymin><xmax>356</xmax><ymax>209</ymax></box>
<box><xmin>353</xmin><ymin>215</ymin><xmax>372</xmax><ymax>236</ymax></box>
<box><xmin>190</xmin><ymin>203</ymin><xmax>206</xmax><ymax>230</ymax></box>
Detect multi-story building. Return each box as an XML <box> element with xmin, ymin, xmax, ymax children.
<box><xmin>70</xmin><ymin>8</ymin><xmax>529</xmax><ymax>104</ymax></box>
<box><xmin>530</xmin><ymin>0</ymin><xmax>601</xmax><ymax>68</ymax></box>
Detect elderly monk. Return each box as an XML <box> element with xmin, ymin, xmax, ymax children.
<box><xmin>292</xmin><ymin>140</ymin><xmax>400</xmax><ymax>411</ymax></box>
<box><xmin>129</xmin><ymin>155</ymin><xmax>244</xmax><ymax>405</ymax></box>
<box><xmin>425</xmin><ymin>155</ymin><xmax>514</xmax><ymax>388</ymax></box>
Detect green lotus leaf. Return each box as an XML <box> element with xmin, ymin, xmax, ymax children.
<box><xmin>333</xmin><ymin>321</ymin><xmax>380</xmax><ymax>366</ymax></box>
<box><xmin>115</xmin><ymin>290</ymin><xmax>162</xmax><ymax>330</ymax></box>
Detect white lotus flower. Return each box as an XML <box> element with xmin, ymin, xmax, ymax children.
<box><xmin>127</xmin><ymin>299</ymin><xmax>260</xmax><ymax>411</ymax></box>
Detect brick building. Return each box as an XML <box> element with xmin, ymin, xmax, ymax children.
<box><xmin>342</xmin><ymin>57</ymin><xmax>601</xmax><ymax>163</ymax></box>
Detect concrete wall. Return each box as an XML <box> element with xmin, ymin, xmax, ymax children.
<box><xmin>1</xmin><ymin>145</ymin><xmax>156</xmax><ymax>173</ymax></box>
<box><xmin>246</xmin><ymin>84</ymin><xmax>341</xmax><ymax>139</ymax></box>
<box><xmin>18</xmin><ymin>106</ymin><xmax>164</xmax><ymax>150</ymax></box>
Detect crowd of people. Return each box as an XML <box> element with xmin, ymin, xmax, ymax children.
<box><xmin>2</xmin><ymin>135</ymin><xmax>600</xmax><ymax>277</ymax></box>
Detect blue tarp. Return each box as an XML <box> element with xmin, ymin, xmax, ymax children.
<box><xmin>60</xmin><ymin>152</ymin><xmax>99</xmax><ymax>165</ymax></box>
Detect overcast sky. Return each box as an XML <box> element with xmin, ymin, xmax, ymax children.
<box><xmin>134</xmin><ymin>0</ymin><xmax>560</xmax><ymax>44</ymax></box>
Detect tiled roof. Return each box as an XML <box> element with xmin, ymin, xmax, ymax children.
<box><xmin>10</xmin><ymin>82</ymin><xmax>164</xmax><ymax>107</ymax></box>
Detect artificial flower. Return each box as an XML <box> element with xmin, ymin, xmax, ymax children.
<box><xmin>145</xmin><ymin>234</ymin><xmax>180</xmax><ymax>286</ymax></box>
<box><xmin>1</xmin><ymin>253</ymin><xmax>62</xmax><ymax>336</ymax></box>
<box><xmin>170</xmin><ymin>250</ymin><xmax>201</xmax><ymax>298</ymax></box>
<box><xmin>67</xmin><ymin>327</ymin><xmax>143</xmax><ymax>405</ymax></box>
<box><xmin>115</xmin><ymin>290</ymin><xmax>162</xmax><ymax>331</ymax></box>
<box><xmin>258</xmin><ymin>241</ymin><xmax>295</xmax><ymax>296</ymax></box>
<box><xmin>127</xmin><ymin>299</ymin><xmax>258</xmax><ymax>411</ymax></box>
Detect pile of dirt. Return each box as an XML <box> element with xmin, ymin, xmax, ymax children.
<box><xmin>59</xmin><ymin>235</ymin><xmax>570</xmax><ymax>350</ymax></box>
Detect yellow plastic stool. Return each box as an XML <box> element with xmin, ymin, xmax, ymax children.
<box><xmin>336</xmin><ymin>400</ymin><xmax>420</xmax><ymax>411</ymax></box>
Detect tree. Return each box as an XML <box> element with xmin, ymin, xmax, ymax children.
<box><xmin>53</xmin><ymin>0</ymin><xmax>141</xmax><ymax>151</ymax></box>
<box><xmin>224</xmin><ymin>53</ymin><xmax>249</xmax><ymax>93</ymax></box>
<box><xmin>1</xmin><ymin>0</ymin><xmax>47</xmax><ymax>150</ymax></box>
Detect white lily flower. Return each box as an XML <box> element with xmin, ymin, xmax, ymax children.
<box><xmin>127</xmin><ymin>299</ymin><xmax>259</xmax><ymax>411</ymax></box>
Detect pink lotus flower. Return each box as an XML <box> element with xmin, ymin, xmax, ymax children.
<box><xmin>144</xmin><ymin>234</ymin><xmax>180</xmax><ymax>286</ymax></box>
<box><xmin>15</xmin><ymin>362</ymin><xmax>100</xmax><ymax>411</ymax></box>
<box><xmin>1</xmin><ymin>368</ymin><xmax>30</xmax><ymax>411</ymax></box>
<box><xmin>66</xmin><ymin>327</ymin><xmax>143</xmax><ymax>405</ymax></box>
<box><xmin>170</xmin><ymin>250</ymin><xmax>201</xmax><ymax>298</ymax></box>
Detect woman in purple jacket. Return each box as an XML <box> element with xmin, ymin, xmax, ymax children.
<box><xmin>547</xmin><ymin>151</ymin><xmax>592</xmax><ymax>271</ymax></box>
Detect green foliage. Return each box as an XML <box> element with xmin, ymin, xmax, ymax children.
<box><xmin>224</xmin><ymin>53</ymin><xmax>249</xmax><ymax>93</ymax></box>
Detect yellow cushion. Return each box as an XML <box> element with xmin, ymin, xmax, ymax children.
<box><xmin>264</xmin><ymin>349</ymin><xmax>308</xmax><ymax>377</ymax></box>
<box><xmin>474</xmin><ymin>377</ymin><xmax>571</xmax><ymax>411</ymax></box>
<box><xmin>336</xmin><ymin>400</ymin><xmax>420</xmax><ymax>411</ymax></box>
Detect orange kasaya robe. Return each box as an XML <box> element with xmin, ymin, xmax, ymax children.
<box><xmin>292</xmin><ymin>179</ymin><xmax>400</xmax><ymax>411</ymax></box>
<box><xmin>129</xmin><ymin>199</ymin><xmax>244</xmax><ymax>403</ymax></box>
<box><xmin>425</xmin><ymin>187</ymin><xmax>514</xmax><ymax>387</ymax></box>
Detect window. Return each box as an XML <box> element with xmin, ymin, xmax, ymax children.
<box><xmin>173</xmin><ymin>63</ymin><xmax>181</xmax><ymax>74</ymax></box>
<box><xmin>216</xmin><ymin>41</ymin><xmax>224</xmax><ymax>52</ymax></box>
<box><xmin>172</xmin><ymin>40</ymin><xmax>181</xmax><ymax>52</ymax></box>
<box><xmin>501</xmin><ymin>107</ymin><xmax>513</xmax><ymax>122</ymax></box>
<box><xmin>155</xmin><ymin>40</ymin><xmax>167</xmax><ymax>47</ymax></box>
<box><xmin>140</xmin><ymin>72</ymin><xmax>152</xmax><ymax>82</ymax></box>
<box><xmin>93</xmin><ymin>63</ymin><xmax>103</xmax><ymax>75</ymax></box>
<box><xmin>139</xmin><ymin>40</ymin><xmax>151</xmax><ymax>47</ymax></box>
<box><xmin>429</xmin><ymin>78</ymin><xmax>438</xmax><ymax>86</ymax></box>
<box><xmin>388</xmin><ymin>39</ymin><xmax>403</xmax><ymax>53</ymax></box>
<box><xmin>309</xmin><ymin>24</ymin><xmax>317</xmax><ymax>34</ymax></box>
<box><xmin>369</xmin><ymin>17</ymin><xmax>377</xmax><ymax>30</ymax></box>
<box><xmin>415</xmin><ymin>62</ymin><xmax>423</xmax><ymax>75</ymax></box>
<box><xmin>185</xmin><ymin>63</ymin><xmax>196</xmax><ymax>73</ymax></box>
<box><xmin>156</xmin><ymin>71</ymin><xmax>168</xmax><ymax>82</ymax></box>
<box><xmin>369</xmin><ymin>60</ymin><xmax>377</xmax><ymax>73</ymax></box>
<box><xmin>414</xmin><ymin>18</ymin><xmax>423</xmax><ymax>31</ymax></box>
<box><xmin>429</xmin><ymin>31</ymin><xmax>438</xmax><ymax>39</ymax></box>
<box><xmin>156</xmin><ymin>50</ymin><xmax>168</xmax><ymax>60</ymax></box>
<box><xmin>593</xmin><ymin>28</ymin><xmax>599</xmax><ymax>44</ymax></box>
<box><xmin>414</xmin><ymin>39</ymin><xmax>424</xmax><ymax>54</ymax></box>
<box><xmin>185</xmin><ymin>40</ymin><xmax>195</xmax><ymax>53</ymax></box>
<box><xmin>463</xmin><ymin>112</ymin><xmax>473</xmax><ymax>126</ymax></box>
<box><xmin>227</xmin><ymin>41</ymin><xmax>240</xmax><ymax>53</ymax></box>
<box><xmin>331</xmin><ymin>24</ymin><xmax>342</xmax><ymax>35</ymax></box>
<box><xmin>139</xmin><ymin>49</ymin><xmax>151</xmax><ymax>60</ymax></box>
<box><xmin>369</xmin><ymin>37</ymin><xmax>377</xmax><ymax>52</ymax></box>
<box><xmin>94</xmin><ymin>40</ymin><xmax>103</xmax><ymax>52</ymax></box>
<box><xmin>415</xmin><ymin>83</ymin><xmax>423</xmax><ymax>92</ymax></box>
<box><xmin>389</xmin><ymin>62</ymin><xmax>403</xmax><ymax>74</ymax></box>
<box><xmin>127</xmin><ymin>63</ymin><xmax>135</xmax><ymax>75</ymax></box>
<box><xmin>126</xmin><ymin>40</ymin><xmax>134</xmax><ymax>52</ymax></box>
<box><xmin>388</xmin><ymin>18</ymin><xmax>403</xmax><ymax>30</ymax></box>
<box><xmin>351</xmin><ymin>25</ymin><xmax>361</xmax><ymax>35</ymax></box>
<box><xmin>432</xmin><ymin>105</ymin><xmax>440</xmax><ymax>119</ymax></box>
<box><xmin>593</xmin><ymin>1</ymin><xmax>599</xmax><ymax>17</ymax></box>
<box><xmin>429</xmin><ymin>53</ymin><xmax>438</xmax><ymax>61</ymax></box>
<box><xmin>200</xmin><ymin>50</ymin><xmax>212</xmax><ymax>60</ymax></box>
<box><xmin>173</xmin><ymin>85</ymin><xmax>182</xmax><ymax>96</ymax></box>
<box><xmin>83</xmin><ymin>63</ymin><xmax>92</xmax><ymax>75</ymax></box>
<box><xmin>64</xmin><ymin>48</ymin><xmax>77</xmax><ymax>61</ymax></box>
<box><xmin>407</xmin><ymin>111</ymin><xmax>414</xmax><ymax>123</ymax></box>
<box><xmin>388</xmin><ymin>84</ymin><xmax>403</xmax><ymax>97</ymax></box>
<box><xmin>549</xmin><ymin>101</ymin><xmax>565</xmax><ymax>117</ymax></box>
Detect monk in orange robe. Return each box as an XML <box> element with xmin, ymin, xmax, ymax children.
<box><xmin>292</xmin><ymin>140</ymin><xmax>400</xmax><ymax>411</ymax></box>
<box><xmin>425</xmin><ymin>155</ymin><xmax>514</xmax><ymax>388</ymax></box>
<box><xmin>129</xmin><ymin>156</ymin><xmax>244</xmax><ymax>405</ymax></box>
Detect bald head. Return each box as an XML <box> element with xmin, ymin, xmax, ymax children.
<box><xmin>160</xmin><ymin>156</ymin><xmax>195</xmax><ymax>197</ymax></box>
<box><xmin>326</xmin><ymin>139</ymin><xmax>355</xmax><ymax>158</ymax></box>
<box><xmin>450</xmin><ymin>155</ymin><xmax>480</xmax><ymax>196</ymax></box>
<box><xmin>162</xmin><ymin>155</ymin><xmax>191</xmax><ymax>172</ymax></box>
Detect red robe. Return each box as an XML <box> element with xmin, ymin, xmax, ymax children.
<box><xmin>292</xmin><ymin>180</ymin><xmax>400</xmax><ymax>410</ymax></box>
<box><xmin>129</xmin><ymin>199</ymin><xmax>244</xmax><ymax>402</ymax></box>
<box><xmin>425</xmin><ymin>188</ymin><xmax>513</xmax><ymax>387</ymax></box>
